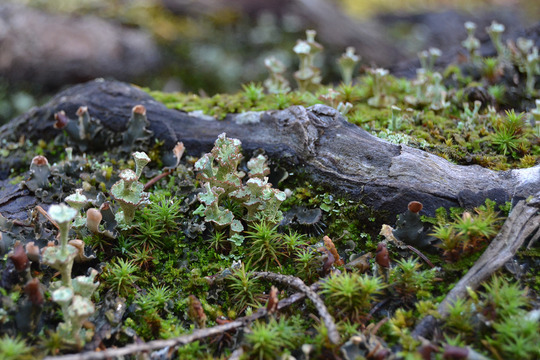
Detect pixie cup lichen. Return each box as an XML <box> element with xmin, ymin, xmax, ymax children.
<box><xmin>41</xmin><ymin>203</ymin><xmax>99</xmax><ymax>345</ymax></box>
<box><xmin>110</xmin><ymin>151</ymin><xmax>150</xmax><ymax>228</ymax></box>
<box><xmin>338</xmin><ymin>46</ymin><xmax>360</xmax><ymax>85</ymax></box>
<box><xmin>41</xmin><ymin>204</ymin><xmax>78</xmax><ymax>288</ymax></box>
<box><xmin>65</xmin><ymin>188</ymin><xmax>88</xmax><ymax>229</ymax></box>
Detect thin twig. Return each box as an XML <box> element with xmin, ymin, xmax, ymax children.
<box><xmin>12</xmin><ymin>219</ymin><xmax>32</xmax><ymax>227</ymax></box>
<box><xmin>34</xmin><ymin>205</ymin><xmax>58</xmax><ymax>229</ymax></box>
<box><xmin>369</xmin><ymin>317</ymin><xmax>388</xmax><ymax>336</ymax></box>
<box><xmin>253</xmin><ymin>271</ymin><xmax>340</xmax><ymax>345</ymax></box>
<box><xmin>144</xmin><ymin>169</ymin><xmax>173</xmax><ymax>191</ymax></box>
<box><xmin>368</xmin><ymin>298</ymin><xmax>390</xmax><ymax>317</ymax></box>
<box><xmin>44</xmin><ymin>279</ymin><xmax>324</xmax><ymax>360</ymax></box>
<box><xmin>406</xmin><ymin>245</ymin><xmax>435</xmax><ymax>268</ymax></box>
<box><xmin>44</xmin><ymin>320</ymin><xmax>244</xmax><ymax>360</ymax></box>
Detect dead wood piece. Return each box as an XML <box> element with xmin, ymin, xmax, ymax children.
<box><xmin>412</xmin><ymin>194</ymin><xmax>540</xmax><ymax>339</ymax></box>
<box><xmin>44</xmin><ymin>320</ymin><xmax>243</xmax><ymax>360</ymax></box>
<box><xmin>43</xmin><ymin>280</ymin><xmax>324</xmax><ymax>360</ymax></box>
<box><xmin>437</xmin><ymin>196</ymin><xmax>540</xmax><ymax>317</ymax></box>
<box><xmin>1</xmin><ymin>80</ymin><xmax>538</xmax><ymax>222</ymax></box>
<box><xmin>253</xmin><ymin>271</ymin><xmax>340</xmax><ymax>345</ymax></box>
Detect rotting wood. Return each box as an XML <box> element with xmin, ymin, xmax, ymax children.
<box><xmin>1</xmin><ymin>79</ymin><xmax>538</xmax><ymax>222</ymax></box>
<box><xmin>412</xmin><ymin>193</ymin><xmax>540</xmax><ymax>339</ymax></box>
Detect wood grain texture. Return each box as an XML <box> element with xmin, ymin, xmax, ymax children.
<box><xmin>1</xmin><ymin>79</ymin><xmax>538</xmax><ymax>221</ymax></box>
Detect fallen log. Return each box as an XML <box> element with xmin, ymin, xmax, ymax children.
<box><xmin>0</xmin><ymin>79</ymin><xmax>538</xmax><ymax>221</ymax></box>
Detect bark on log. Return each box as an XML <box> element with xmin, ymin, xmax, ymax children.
<box><xmin>1</xmin><ymin>79</ymin><xmax>539</xmax><ymax>222</ymax></box>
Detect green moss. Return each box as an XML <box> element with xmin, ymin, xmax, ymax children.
<box><xmin>0</xmin><ymin>336</ymin><xmax>34</xmax><ymax>360</ymax></box>
<box><xmin>145</xmin><ymin>63</ymin><xmax>538</xmax><ymax>171</ymax></box>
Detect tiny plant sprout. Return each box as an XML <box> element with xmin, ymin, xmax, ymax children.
<box><xmin>72</xmin><ymin>269</ymin><xmax>99</xmax><ymax>299</ymax></box>
<box><xmin>375</xmin><ymin>242</ymin><xmax>390</xmax><ymax>282</ymax></box>
<box><xmin>389</xmin><ymin>105</ymin><xmax>402</xmax><ymax>131</ymax></box>
<box><xmin>338</xmin><ymin>46</ymin><xmax>360</xmax><ymax>85</ymax></box>
<box><xmin>323</xmin><ymin>235</ymin><xmax>344</xmax><ymax>266</ymax></box>
<box><xmin>164</xmin><ymin>141</ymin><xmax>185</xmax><ymax>170</ymax></box>
<box><xmin>531</xmin><ymin>99</ymin><xmax>540</xmax><ymax>136</ymax></box>
<box><xmin>375</xmin><ymin>243</ymin><xmax>390</xmax><ymax>268</ymax></box>
<box><xmin>67</xmin><ymin>295</ymin><xmax>95</xmax><ymax>336</ymax></box>
<box><xmin>120</xmin><ymin>169</ymin><xmax>137</xmax><ymax>184</ymax></box>
<box><xmin>54</xmin><ymin>110</ymin><xmax>69</xmax><ymax>129</ymax></box>
<box><xmin>48</xmin><ymin>204</ymin><xmax>77</xmax><ymax>256</ymax></box>
<box><xmin>306</xmin><ymin>29</ymin><xmax>317</xmax><ymax>43</ymax></box>
<box><xmin>392</xmin><ymin>201</ymin><xmax>435</xmax><ymax>248</ymax></box>
<box><xmin>111</xmin><ymin>171</ymin><xmax>146</xmax><ymax>225</ymax></box>
<box><xmin>9</xmin><ymin>243</ymin><xmax>28</xmax><ymax>272</ymax></box>
<box><xmin>65</xmin><ymin>147</ymin><xmax>73</xmax><ymax>161</ymax></box>
<box><xmin>52</xmin><ymin>287</ymin><xmax>74</xmax><ymax>316</ymax></box>
<box><xmin>24</xmin><ymin>278</ymin><xmax>44</xmax><ymax>306</ymax></box>
<box><xmin>52</xmin><ymin>286</ymin><xmax>96</xmax><ymax>342</ymax></box>
<box><xmin>122</xmin><ymin>105</ymin><xmax>153</xmax><ymax>153</ymax></box>
<box><xmin>54</xmin><ymin>110</ymin><xmax>81</xmax><ymax>144</ymax></box>
<box><xmin>367</xmin><ymin>68</ymin><xmax>395</xmax><ymax>108</ymax></box>
<box><xmin>294</xmin><ymin>29</ymin><xmax>323</xmax><ymax>92</ymax></box>
<box><xmin>516</xmin><ymin>37</ymin><xmax>533</xmax><ymax>54</ymax></box>
<box><xmin>68</xmin><ymin>239</ymin><xmax>93</xmax><ymax>262</ymax></box>
<box><xmin>418</xmin><ymin>48</ymin><xmax>441</xmax><ymax>73</ymax></box>
<box><xmin>513</xmin><ymin>38</ymin><xmax>539</xmax><ymax>95</ymax></box>
<box><xmin>76</xmin><ymin>106</ymin><xmax>90</xmax><ymax>140</ymax></box>
<box><xmin>25</xmin><ymin>242</ymin><xmax>40</xmax><ymax>263</ymax></box>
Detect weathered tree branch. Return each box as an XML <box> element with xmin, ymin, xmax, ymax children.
<box><xmin>43</xmin><ymin>277</ymin><xmax>323</xmax><ymax>360</ymax></box>
<box><xmin>1</xmin><ymin>80</ymin><xmax>538</xmax><ymax>222</ymax></box>
<box><xmin>412</xmin><ymin>194</ymin><xmax>540</xmax><ymax>339</ymax></box>
<box><xmin>253</xmin><ymin>271</ymin><xmax>340</xmax><ymax>345</ymax></box>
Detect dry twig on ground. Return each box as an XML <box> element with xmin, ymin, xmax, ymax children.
<box><xmin>44</xmin><ymin>274</ymin><xmax>329</xmax><ymax>360</ymax></box>
<box><xmin>413</xmin><ymin>195</ymin><xmax>540</xmax><ymax>338</ymax></box>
